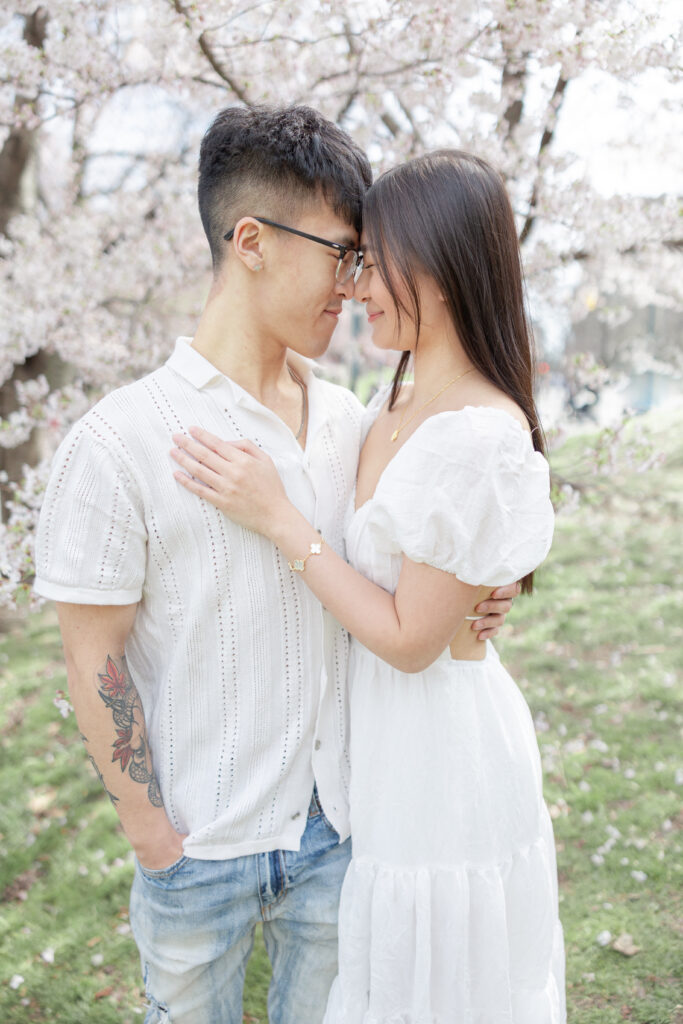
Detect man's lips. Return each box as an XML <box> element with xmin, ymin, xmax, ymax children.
<box><xmin>324</xmin><ymin>308</ymin><xmax>342</xmax><ymax>318</ymax></box>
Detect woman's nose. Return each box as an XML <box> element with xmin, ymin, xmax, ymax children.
<box><xmin>352</xmin><ymin>270</ymin><xmax>370</xmax><ymax>303</ymax></box>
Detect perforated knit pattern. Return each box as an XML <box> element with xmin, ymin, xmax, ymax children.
<box><xmin>35</xmin><ymin>338</ymin><xmax>363</xmax><ymax>858</ymax></box>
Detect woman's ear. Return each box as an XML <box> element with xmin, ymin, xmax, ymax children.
<box><xmin>231</xmin><ymin>217</ymin><xmax>265</xmax><ymax>272</ymax></box>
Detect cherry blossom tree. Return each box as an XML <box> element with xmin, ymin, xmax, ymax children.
<box><xmin>0</xmin><ymin>0</ymin><xmax>681</xmax><ymax>605</ymax></box>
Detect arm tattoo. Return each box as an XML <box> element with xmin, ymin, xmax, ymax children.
<box><xmin>96</xmin><ymin>655</ymin><xmax>163</xmax><ymax>808</ymax></box>
<box><xmin>80</xmin><ymin>732</ymin><xmax>119</xmax><ymax>806</ymax></box>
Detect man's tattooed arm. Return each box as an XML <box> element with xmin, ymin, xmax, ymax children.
<box><xmin>89</xmin><ymin>654</ymin><xmax>162</xmax><ymax>808</ymax></box>
<box><xmin>56</xmin><ymin>602</ymin><xmax>185</xmax><ymax>868</ymax></box>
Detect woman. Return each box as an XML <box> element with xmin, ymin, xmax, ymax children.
<box><xmin>172</xmin><ymin>150</ymin><xmax>565</xmax><ymax>1022</ymax></box>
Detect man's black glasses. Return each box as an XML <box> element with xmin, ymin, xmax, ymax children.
<box><xmin>224</xmin><ymin>217</ymin><xmax>363</xmax><ymax>283</ymax></box>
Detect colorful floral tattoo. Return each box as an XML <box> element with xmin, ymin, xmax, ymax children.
<box><xmin>96</xmin><ymin>654</ymin><xmax>162</xmax><ymax>808</ymax></box>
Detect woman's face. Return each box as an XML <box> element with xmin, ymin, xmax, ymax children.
<box><xmin>353</xmin><ymin>244</ymin><xmax>409</xmax><ymax>352</ymax></box>
<box><xmin>354</xmin><ymin>241</ymin><xmax>444</xmax><ymax>352</ymax></box>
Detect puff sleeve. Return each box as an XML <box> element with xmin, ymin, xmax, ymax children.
<box><xmin>366</xmin><ymin>407</ymin><xmax>553</xmax><ymax>586</ymax></box>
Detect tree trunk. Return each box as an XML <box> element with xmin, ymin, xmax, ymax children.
<box><xmin>0</xmin><ymin>8</ymin><xmax>50</xmax><ymax>520</ymax></box>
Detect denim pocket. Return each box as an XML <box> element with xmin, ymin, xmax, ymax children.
<box><xmin>137</xmin><ymin>854</ymin><xmax>189</xmax><ymax>881</ymax></box>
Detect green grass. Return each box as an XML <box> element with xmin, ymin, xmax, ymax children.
<box><xmin>1</xmin><ymin>405</ymin><xmax>682</xmax><ymax>1022</ymax></box>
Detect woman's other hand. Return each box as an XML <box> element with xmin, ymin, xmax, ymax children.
<box><xmin>171</xmin><ymin>427</ymin><xmax>288</xmax><ymax>538</ymax></box>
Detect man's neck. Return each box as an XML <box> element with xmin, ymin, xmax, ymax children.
<box><xmin>191</xmin><ymin>276</ymin><xmax>292</xmax><ymax>405</ymax></box>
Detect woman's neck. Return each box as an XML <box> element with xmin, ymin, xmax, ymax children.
<box><xmin>409</xmin><ymin>333</ymin><xmax>474</xmax><ymax>408</ymax></box>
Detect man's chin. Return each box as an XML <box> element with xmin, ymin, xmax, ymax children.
<box><xmin>286</xmin><ymin>338</ymin><xmax>329</xmax><ymax>362</ymax></box>
<box><xmin>300</xmin><ymin>324</ymin><xmax>337</xmax><ymax>360</ymax></box>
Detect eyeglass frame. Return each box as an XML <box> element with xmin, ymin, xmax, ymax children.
<box><xmin>223</xmin><ymin>217</ymin><xmax>364</xmax><ymax>282</ymax></box>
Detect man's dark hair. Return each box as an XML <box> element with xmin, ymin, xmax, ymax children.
<box><xmin>198</xmin><ymin>105</ymin><xmax>373</xmax><ymax>270</ymax></box>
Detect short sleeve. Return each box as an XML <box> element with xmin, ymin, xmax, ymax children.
<box><xmin>366</xmin><ymin>407</ymin><xmax>553</xmax><ymax>586</ymax></box>
<box><xmin>33</xmin><ymin>420</ymin><xmax>148</xmax><ymax>604</ymax></box>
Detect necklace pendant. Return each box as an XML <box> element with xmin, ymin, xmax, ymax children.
<box><xmin>390</xmin><ymin>429</ymin><xmax>399</xmax><ymax>442</ymax></box>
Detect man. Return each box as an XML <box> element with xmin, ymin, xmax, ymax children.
<box><xmin>34</xmin><ymin>105</ymin><xmax>517</xmax><ymax>1023</ymax></box>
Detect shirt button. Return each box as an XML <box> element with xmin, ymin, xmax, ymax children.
<box><xmin>314</xmin><ymin>740</ymin><xmax>321</xmax><ymax>750</ymax></box>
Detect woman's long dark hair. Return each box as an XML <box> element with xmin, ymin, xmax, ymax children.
<box><xmin>363</xmin><ymin>150</ymin><xmax>546</xmax><ymax>593</ymax></box>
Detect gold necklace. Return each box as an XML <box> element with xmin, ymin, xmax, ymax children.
<box><xmin>390</xmin><ymin>368</ymin><xmax>474</xmax><ymax>442</ymax></box>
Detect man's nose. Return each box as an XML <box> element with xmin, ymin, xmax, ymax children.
<box><xmin>335</xmin><ymin>274</ymin><xmax>355</xmax><ymax>301</ymax></box>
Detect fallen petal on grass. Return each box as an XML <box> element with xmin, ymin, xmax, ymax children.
<box><xmin>28</xmin><ymin>788</ymin><xmax>58</xmax><ymax>816</ymax></box>
<box><xmin>612</xmin><ymin>933</ymin><xmax>641</xmax><ymax>956</ymax></box>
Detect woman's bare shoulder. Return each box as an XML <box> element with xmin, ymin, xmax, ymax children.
<box><xmin>454</xmin><ymin>379</ymin><xmax>531</xmax><ymax>433</ymax></box>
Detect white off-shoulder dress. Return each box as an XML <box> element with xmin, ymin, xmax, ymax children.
<box><xmin>324</xmin><ymin>399</ymin><xmax>566</xmax><ymax>1024</ymax></box>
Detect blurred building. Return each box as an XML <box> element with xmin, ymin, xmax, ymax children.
<box><xmin>565</xmin><ymin>302</ymin><xmax>682</xmax><ymax>413</ymax></box>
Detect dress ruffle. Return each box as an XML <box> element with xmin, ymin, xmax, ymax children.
<box><xmin>324</xmin><ymin>839</ymin><xmax>565</xmax><ymax>1024</ymax></box>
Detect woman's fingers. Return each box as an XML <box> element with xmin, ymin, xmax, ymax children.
<box><xmin>170</xmin><ymin>445</ymin><xmax>224</xmax><ymax>490</ymax></box>
<box><xmin>185</xmin><ymin>425</ymin><xmax>234</xmax><ymax>456</ymax></box>
<box><xmin>230</xmin><ymin>438</ymin><xmax>268</xmax><ymax>460</ymax></box>
<box><xmin>172</xmin><ymin>431</ymin><xmax>234</xmax><ymax>469</ymax></box>
<box><xmin>173</xmin><ymin>466</ymin><xmax>223</xmax><ymax>507</ymax></box>
<box><xmin>185</xmin><ymin>427</ymin><xmax>265</xmax><ymax>461</ymax></box>
<box><xmin>171</xmin><ymin>432</ymin><xmax>251</xmax><ymax>482</ymax></box>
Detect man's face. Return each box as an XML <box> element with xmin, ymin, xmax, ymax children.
<box><xmin>256</xmin><ymin>201</ymin><xmax>359</xmax><ymax>359</ymax></box>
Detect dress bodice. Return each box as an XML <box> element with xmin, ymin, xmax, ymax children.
<box><xmin>345</xmin><ymin>394</ymin><xmax>554</xmax><ymax>594</ymax></box>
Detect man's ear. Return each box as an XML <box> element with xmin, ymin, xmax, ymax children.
<box><xmin>231</xmin><ymin>217</ymin><xmax>265</xmax><ymax>272</ymax></box>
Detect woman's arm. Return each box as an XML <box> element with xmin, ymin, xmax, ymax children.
<box><xmin>171</xmin><ymin>429</ymin><xmax>481</xmax><ymax>673</ymax></box>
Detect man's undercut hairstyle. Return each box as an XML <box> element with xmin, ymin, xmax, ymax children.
<box><xmin>198</xmin><ymin>104</ymin><xmax>373</xmax><ymax>270</ymax></box>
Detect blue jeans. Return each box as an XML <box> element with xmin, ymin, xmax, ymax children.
<box><xmin>129</xmin><ymin>789</ymin><xmax>351</xmax><ymax>1023</ymax></box>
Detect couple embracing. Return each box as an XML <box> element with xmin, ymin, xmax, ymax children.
<box><xmin>35</xmin><ymin>104</ymin><xmax>565</xmax><ymax>1023</ymax></box>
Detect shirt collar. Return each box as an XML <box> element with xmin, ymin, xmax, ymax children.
<box><xmin>167</xmin><ymin>337</ymin><xmax>224</xmax><ymax>389</ymax></box>
<box><xmin>166</xmin><ymin>337</ymin><xmax>331</xmax><ymax>443</ymax></box>
<box><xmin>167</xmin><ymin>337</ymin><xmax>319</xmax><ymax>393</ymax></box>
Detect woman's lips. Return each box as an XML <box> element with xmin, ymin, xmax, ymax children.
<box><xmin>367</xmin><ymin>311</ymin><xmax>383</xmax><ymax>323</ymax></box>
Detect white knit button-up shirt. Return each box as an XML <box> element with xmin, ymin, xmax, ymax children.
<box><xmin>34</xmin><ymin>337</ymin><xmax>364</xmax><ymax>859</ymax></box>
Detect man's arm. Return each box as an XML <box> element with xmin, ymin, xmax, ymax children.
<box><xmin>57</xmin><ymin>602</ymin><xmax>186</xmax><ymax>869</ymax></box>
